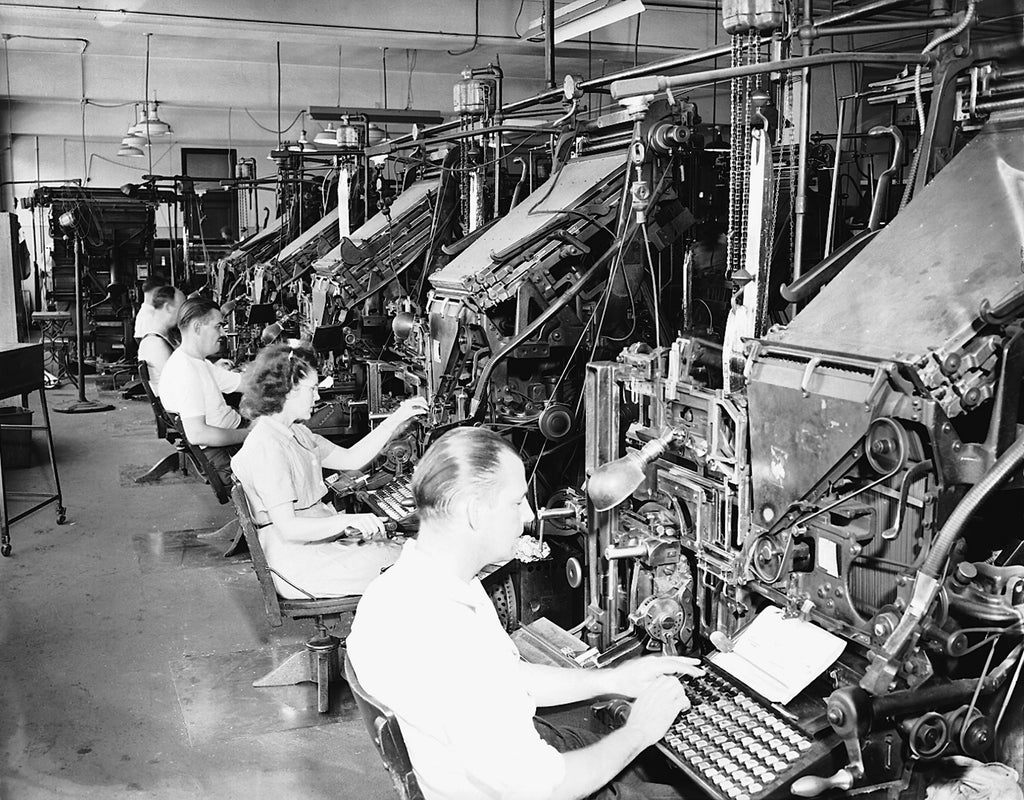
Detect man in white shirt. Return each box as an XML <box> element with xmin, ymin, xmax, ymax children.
<box><xmin>159</xmin><ymin>297</ymin><xmax>248</xmax><ymax>482</ymax></box>
<box><xmin>134</xmin><ymin>275</ymin><xmax>168</xmax><ymax>341</ymax></box>
<box><xmin>347</xmin><ymin>427</ymin><xmax>701</xmax><ymax>800</ymax></box>
<box><xmin>137</xmin><ymin>285</ymin><xmax>184</xmax><ymax>392</ymax></box>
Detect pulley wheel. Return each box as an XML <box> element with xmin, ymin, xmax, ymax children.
<box><xmin>865</xmin><ymin>417</ymin><xmax>909</xmax><ymax>474</ymax></box>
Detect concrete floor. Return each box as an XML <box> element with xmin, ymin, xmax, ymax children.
<box><xmin>0</xmin><ymin>381</ymin><xmax>395</xmax><ymax>800</ymax></box>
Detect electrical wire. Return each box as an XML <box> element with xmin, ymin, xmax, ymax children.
<box><xmin>995</xmin><ymin>618</ymin><xmax>1024</xmax><ymax>733</ymax></box>
<box><xmin>642</xmin><ymin>221</ymin><xmax>661</xmax><ymax>352</ymax></box>
<box><xmin>244</xmin><ymin>107</ymin><xmax>303</xmax><ymax>135</ymax></box>
<box><xmin>449</xmin><ymin>0</ymin><xmax>480</xmax><ymax>56</ymax></box>
<box><xmin>2</xmin><ymin>38</ymin><xmax>11</xmax><ymax>158</ymax></box>
<box><xmin>634</xmin><ymin>12</ymin><xmax>642</xmax><ymax>68</ymax></box>
<box><xmin>965</xmin><ymin>635</ymin><xmax>1000</xmax><ymax>723</ymax></box>
<box><xmin>443</xmin><ymin>138</ymin><xmax>531</xmax><ymax>173</ymax></box>
<box><xmin>513</xmin><ymin>0</ymin><xmax>528</xmax><ymax>38</ymax></box>
<box><xmin>405</xmin><ymin>48</ymin><xmax>418</xmax><ymax>109</ymax></box>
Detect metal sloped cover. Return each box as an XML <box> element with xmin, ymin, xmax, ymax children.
<box><xmin>428</xmin><ymin>153</ymin><xmax>625</xmax><ymax>295</ymax></box>
<box><xmin>772</xmin><ymin>119</ymin><xmax>1024</xmax><ymax>365</ymax></box>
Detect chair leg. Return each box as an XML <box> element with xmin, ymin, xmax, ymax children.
<box><xmin>252</xmin><ymin>630</ymin><xmax>341</xmax><ymax>714</ymax></box>
<box><xmin>134</xmin><ymin>451</ymin><xmax>181</xmax><ymax>483</ymax></box>
<box><xmin>221</xmin><ymin>520</ymin><xmax>248</xmax><ymax>558</ymax></box>
<box><xmin>194</xmin><ymin>518</ymin><xmax>246</xmax><ymax>557</ymax></box>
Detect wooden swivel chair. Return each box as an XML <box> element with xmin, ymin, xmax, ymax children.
<box><xmin>231</xmin><ymin>483</ymin><xmax>360</xmax><ymax>713</ymax></box>
<box><xmin>135</xmin><ymin>361</ymin><xmax>192</xmax><ymax>483</ymax></box>
<box><xmin>344</xmin><ymin>653</ymin><xmax>425</xmax><ymax>800</ymax></box>
<box><xmin>166</xmin><ymin>411</ymin><xmax>232</xmax><ymax>505</ymax></box>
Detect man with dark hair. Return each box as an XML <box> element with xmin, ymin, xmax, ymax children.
<box><xmin>134</xmin><ymin>274</ymin><xmax>169</xmax><ymax>340</ymax></box>
<box><xmin>159</xmin><ymin>297</ymin><xmax>248</xmax><ymax>481</ymax></box>
<box><xmin>137</xmin><ymin>285</ymin><xmax>184</xmax><ymax>392</ymax></box>
<box><xmin>348</xmin><ymin>427</ymin><xmax>700</xmax><ymax>800</ymax></box>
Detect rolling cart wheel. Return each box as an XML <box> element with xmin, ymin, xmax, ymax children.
<box><xmin>56</xmin><ymin>508</ymin><xmax>68</xmax><ymax>525</ymax></box>
<box><xmin>1</xmin><ymin>542</ymin><xmax>11</xmax><ymax>557</ymax></box>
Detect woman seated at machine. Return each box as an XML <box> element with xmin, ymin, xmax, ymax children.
<box><xmin>137</xmin><ymin>285</ymin><xmax>185</xmax><ymax>392</ymax></box>
<box><xmin>231</xmin><ymin>343</ymin><xmax>427</xmax><ymax>598</ymax></box>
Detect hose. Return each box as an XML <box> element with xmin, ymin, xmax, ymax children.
<box><xmin>923</xmin><ymin>432</ymin><xmax>1024</xmax><ymax>579</ymax></box>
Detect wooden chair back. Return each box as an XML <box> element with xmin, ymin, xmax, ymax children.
<box><xmin>344</xmin><ymin>654</ymin><xmax>425</xmax><ymax>800</ymax></box>
<box><xmin>138</xmin><ymin>361</ymin><xmax>169</xmax><ymax>440</ymax></box>
<box><xmin>231</xmin><ymin>483</ymin><xmax>284</xmax><ymax>627</ymax></box>
<box><xmin>165</xmin><ymin>413</ymin><xmax>231</xmax><ymax>504</ymax></box>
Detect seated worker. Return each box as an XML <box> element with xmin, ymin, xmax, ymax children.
<box><xmin>134</xmin><ymin>275</ymin><xmax>168</xmax><ymax>341</ymax></box>
<box><xmin>136</xmin><ymin>285</ymin><xmax>185</xmax><ymax>392</ymax></box>
<box><xmin>159</xmin><ymin>297</ymin><xmax>248</xmax><ymax>482</ymax></box>
<box><xmin>231</xmin><ymin>344</ymin><xmax>428</xmax><ymax>598</ymax></box>
<box><xmin>347</xmin><ymin>427</ymin><xmax>702</xmax><ymax>800</ymax></box>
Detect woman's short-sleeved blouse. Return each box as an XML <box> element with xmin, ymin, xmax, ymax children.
<box><xmin>230</xmin><ymin>416</ymin><xmax>335</xmax><ymax>525</ymax></box>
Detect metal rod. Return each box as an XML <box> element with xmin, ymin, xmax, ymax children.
<box><xmin>975</xmin><ymin>95</ymin><xmax>1024</xmax><ymax>113</ymax></box>
<box><xmin>811</xmin><ymin>16</ymin><xmax>958</xmax><ymax>36</ymax></box>
<box><xmin>824</xmin><ymin>97</ymin><xmax>846</xmax><ymax>257</ymax></box>
<box><xmin>611</xmin><ymin>51</ymin><xmax>933</xmax><ymax>98</ymax></box>
<box><xmin>73</xmin><ymin>234</ymin><xmax>86</xmax><ymax>403</ymax></box>
<box><xmin>813</xmin><ymin>0</ymin><xmax>918</xmax><ymax>28</ymax></box>
<box><xmin>990</xmin><ymin>78</ymin><xmax>1024</xmax><ymax>95</ymax></box>
<box><xmin>792</xmin><ymin>0</ymin><xmax>814</xmax><ymax>296</ymax></box>
<box><xmin>545</xmin><ymin>0</ymin><xmax>556</xmax><ymax>90</ymax></box>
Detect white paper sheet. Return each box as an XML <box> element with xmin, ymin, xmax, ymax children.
<box><xmin>709</xmin><ymin>606</ymin><xmax>845</xmax><ymax>704</ymax></box>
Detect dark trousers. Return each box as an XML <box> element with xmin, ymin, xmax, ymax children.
<box><xmin>202</xmin><ymin>444</ymin><xmax>239</xmax><ymax>485</ymax></box>
<box><xmin>533</xmin><ymin>717</ymin><xmax>686</xmax><ymax>800</ymax></box>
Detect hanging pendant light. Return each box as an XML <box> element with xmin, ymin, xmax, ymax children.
<box><xmin>131</xmin><ymin>34</ymin><xmax>173</xmax><ymax>140</ymax></box>
<box><xmin>117</xmin><ymin>137</ymin><xmax>145</xmax><ymax>158</ymax></box>
<box><xmin>139</xmin><ymin>100</ymin><xmax>172</xmax><ymax>136</ymax></box>
<box><xmin>314</xmin><ymin>123</ymin><xmax>338</xmax><ymax>145</ymax></box>
<box><xmin>123</xmin><ymin>130</ymin><xmax>148</xmax><ymax>148</ymax></box>
<box><xmin>121</xmin><ymin>103</ymin><xmax>149</xmax><ymax>152</ymax></box>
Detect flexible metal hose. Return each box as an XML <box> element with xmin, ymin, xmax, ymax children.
<box><xmin>923</xmin><ymin>433</ymin><xmax>1024</xmax><ymax>578</ymax></box>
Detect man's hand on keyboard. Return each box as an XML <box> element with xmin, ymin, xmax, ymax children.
<box><xmin>608</xmin><ymin>655</ymin><xmax>705</xmax><ymax>698</ymax></box>
<box><xmin>623</xmin><ymin>676</ymin><xmax>692</xmax><ymax>747</ymax></box>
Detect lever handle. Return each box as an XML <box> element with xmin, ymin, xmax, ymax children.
<box><xmin>791</xmin><ymin>769</ymin><xmax>854</xmax><ymax>797</ymax></box>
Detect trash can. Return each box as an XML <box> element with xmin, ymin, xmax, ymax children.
<box><xmin>0</xmin><ymin>406</ymin><xmax>33</xmax><ymax>468</ymax></box>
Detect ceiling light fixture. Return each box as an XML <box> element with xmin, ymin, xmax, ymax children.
<box><xmin>523</xmin><ymin>0</ymin><xmax>646</xmax><ymax>44</ymax></box>
<box><xmin>135</xmin><ymin>34</ymin><xmax>172</xmax><ymax>137</ymax></box>
<box><xmin>117</xmin><ymin>138</ymin><xmax>145</xmax><ymax>157</ymax></box>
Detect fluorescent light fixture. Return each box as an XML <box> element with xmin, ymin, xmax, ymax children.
<box><xmin>524</xmin><ymin>0</ymin><xmax>645</xmax><ymax>44</ymax></box>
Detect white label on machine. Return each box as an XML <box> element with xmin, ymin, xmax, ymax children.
<box><xmin>817</xmin><ymin>537</ymin><xmax>840</xmax><ymax>578</ymax></box>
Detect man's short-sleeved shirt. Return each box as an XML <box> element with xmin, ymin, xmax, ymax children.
<box><xmin>134</xmin><ymin>303</ymin><xmax>157</xmax><ymax>339</ymax></box>
<box><xmin>158</xmin><ymin>348</ymin><xmax>242</xmax><ymax>432</ymax></box>
<box><xmin>347</xmin><ymin>541</ymin><xmax>566</xmax><ymax>800</ymax></box>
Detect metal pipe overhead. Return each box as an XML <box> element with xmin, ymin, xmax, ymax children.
<box><xmin>611</xmin><ymin>51</ymin><xmax>934</xmax><ymax>99</ymax></box>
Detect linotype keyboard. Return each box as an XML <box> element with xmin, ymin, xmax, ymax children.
<box><xmin>363</xmin><ymin>475</ymin><xmax>416</xmax><ymax>524</ymax></box>
<box><xmin>598</xmin><ymin>661</ymin><xmax>832</xmax><ymax>800</ymax></box>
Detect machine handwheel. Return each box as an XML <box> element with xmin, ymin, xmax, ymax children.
<box><xmin>56</xmin><ymin>507</ymin><xmax>68</xmax><ymax>525</ymax></box>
